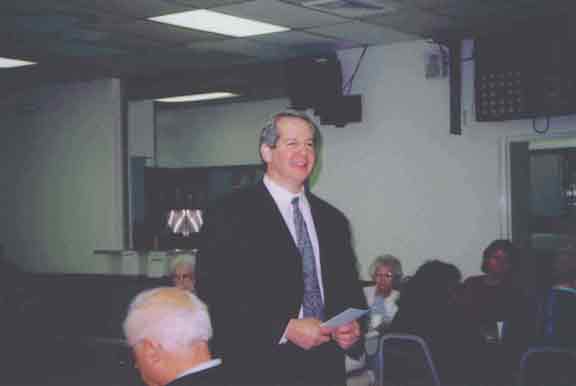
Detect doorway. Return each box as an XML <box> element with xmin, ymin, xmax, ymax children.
<box><xmin>509</xmin><ymin>137</ymin><xmax>576</xmax><ymax>289</ymax></box>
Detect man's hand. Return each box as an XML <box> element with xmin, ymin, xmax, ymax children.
<box><xmin>332</xmin><ymin>320</ymin><xmax>360</xmax><ymax>350</ymax></box>
<box><xmin>286</xmin><ymin>318</ymin><xmax>332</xmax><ymax>350</ymax></box>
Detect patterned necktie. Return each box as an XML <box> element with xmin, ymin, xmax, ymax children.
<box><xmin>292</xmin><ymin>197</ymin><xmax>324</xmax><ymax>320</ymax></box>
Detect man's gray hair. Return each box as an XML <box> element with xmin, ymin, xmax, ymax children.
<box><xmin>259</xmin><ymin>109</ymin><xmax>319</xmax><ymax>148</ymax></box>
<box><xmin>123</xmin><ymin>287</ymin><xmax>212</xmax><ymax>352</ymax></box>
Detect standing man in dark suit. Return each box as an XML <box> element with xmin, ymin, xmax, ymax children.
<box><xmin>196</xmin><ymin>110</ymin><xmax>366</xmax><ymax>386</ymax></box>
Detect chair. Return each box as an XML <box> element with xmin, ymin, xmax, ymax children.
<box><xmin>517</xmin><ymin>346</ymin><xmax>576</xmax><ymax>386</ymax></box>
<box><xmin>376</xmin><ymin>333</ymin><xmax>442</xmax><ymax>386</ymax></box>
<box><xmin>345</xmin><ymin>329</ymin><xmax>382</xmax><ymax>386</ymax></box>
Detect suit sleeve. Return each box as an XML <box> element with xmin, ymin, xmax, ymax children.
<box><xmin>332</xmin><ymin>214</ymin><xmax>369</xmax><ymax>358</ymax></box>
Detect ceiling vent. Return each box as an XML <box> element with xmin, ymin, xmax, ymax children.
<box><xmin>302</xmin><ymin>0</ymin><xmax>401</xmax><ymax>17</ymax></box>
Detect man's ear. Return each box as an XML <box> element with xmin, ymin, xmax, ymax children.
<box><xmin>140</xmin><ymin>338</ymin><xmax>162</xmax><ymax>365</ymax></box>
<box><xmin>260</xmin><ymin>143</ymin><xmax>272</xmax><ymax>163</ymax></box>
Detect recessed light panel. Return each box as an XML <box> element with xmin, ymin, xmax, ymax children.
<box><xmin>155</xmin><ymin>92</ymin><xmax>240</xmax><ymax>103</ymax></box>
<box><xmin>0</xmin><ymin>57</ymin><xmax>36</xmax><ymax>68</ymax></box>
<box><xmin>149</xmin><ymin>9</ymin><xmax>289</xmax><ymax>37</ymax></box>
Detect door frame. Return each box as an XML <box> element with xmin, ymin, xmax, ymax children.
<box><xmin>501</xmin><ymin>133</ymin><xmax>576</xmax><ymax>244</ymax></box>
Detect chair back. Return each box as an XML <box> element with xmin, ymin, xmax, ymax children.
<box><xmin>377</xmin><ymin>333</ymin><xmax>442</xmax><ymax>386</ymax></box>
<box><xmin>517</xmin><ymin>346</ymin><xmax>576</xmax><ymax>386</ymax></box>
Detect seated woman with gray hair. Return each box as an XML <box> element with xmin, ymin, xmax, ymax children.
<box><xmin>345</xmin><ymin>254</ymin><xmax>404</xmax><ymax>379</ymax></box>
<box><xmin>169</xmin><ymin>254</ymin><xmax>196</xmax><ymax>292</ymax></box>
<box><xmin>365</xmin><ymin>254</ymin><xmax>403</xmax><ymax>329</ymax></box>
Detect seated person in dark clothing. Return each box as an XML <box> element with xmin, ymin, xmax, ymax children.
<box><xmin>520</xmin><ymin>250</ymin><xmax>576</xmax><ymax>386</ymax></box>
<box><xmin>391</xmin><ymin>260</ymin><xmax>484</xmax><ymax>384</ymax></box>
<box><xmin>537</xmin><ymin>249</ymin><xmax>576</xmax><ymax>346</ymax></box>
<box><xmin>458</xmin><ymin>239</ymin><xmax>526</xmax><ymax>341</ymax></box>
<box><xmin>123</xmin><ymin>287</ymin><xmax>222</xmax><ymax>386</ymax></box>
<box><xmin>457</xmin><ymin>240</ymin><xmax>533</xmax><ymax>383</ymax></box>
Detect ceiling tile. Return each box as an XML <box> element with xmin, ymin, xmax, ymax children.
<box><xmin>102</xmin><ymin>47</ymin><xmax>257</xmax><ymax>75</ymax></box>
<box><xmin>249</xmin><ymin>30</ymin><xmax>360</xmax><ymax>58</ymax></box>
<box><xmin>282</xmin><ymin>0</ymin><xmax>403</xmax><ymax>18</ymax></box>
<box><xmin>251</xmin><ymin>30</ymin><xmax>352</xmax><ymax>47</ymax></box>
<box><xmin>1</xmin><ymin>0</ymin><xmax>574</xmax><ymax>94</ymax></box>
<box><xmin>166</xmin><ymin>0</ymin><xmax>250</xmax><ymax>8</ymax></box>
<box><xmin>41</xmin><ymin>42</ymin><xmax>130</xmax><ymax>57</ymax></box>
<box><xmin>215</xmin><ymin>0</ymin><xmax>347</xmax><ymax>29</ymax></box>
<box><xmin>104</xmin><ymin>20</ymin><xmax>226</xmax><ymax>45</ymax></box>
<box><xmin>187</xmin><ymin>38</ymin><xmax>293</xmax><ymax>60</ymax></box>
<box><xmin>67</xmin><ymin>0</ymin><xmax>194</xmax><ymax>18</ymax></box>
<box><xmin>412</xmin><ymin>0</ymin><xmax>522</xmax><ymax>19</ymax></box>
<box><xmin>363</xmin><ymin>6</ymin><xmax>457</xmax><ymax>38</ymax></box>
<box><xmin>0</xmin><ymin>0</ymin><xmax>189</xmax><ymax>18</ymax></box>
<box><xmin>307</xmin><ymin>21</ymin><xmax>418</xmax><ymax>45</ymax></box>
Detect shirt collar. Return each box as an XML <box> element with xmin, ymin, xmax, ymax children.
<box><xmin>263</xmin><ymin>174</ymin><xmax>305</xmax><ymax>208</ymax></box>
<box><xmin>174</xmin><ymin>358</ymin><xmax>222</xmax><ymax>380</ymax></box>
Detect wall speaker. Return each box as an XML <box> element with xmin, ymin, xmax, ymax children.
<box><xmin>285</xmin><ymin>54</ymin><xmax>342</xmax><ymax>110</ymax></box>
<box><xmin>315</xmin><ymin>95</ymin><xmax>362</xmax><ymax>127</ymax></box>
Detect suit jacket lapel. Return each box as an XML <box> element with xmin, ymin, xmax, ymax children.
<box><xmin>254</xmin><ymin>181</ymin><xmax>303</xmax><ymax>275</ymax></box>
<box><xmin>307</xmin><ymin>192</ymin><xmax>332</xmax><ymax>307</ymax></box>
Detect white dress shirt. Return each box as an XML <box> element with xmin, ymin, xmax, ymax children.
<box><xmin>263</xmin><ymin>175</ymin><xmax>325</xmax><ymax>302</ymax></box>
<box><xmin>264</xmin><ymin>175</ymin><xmax>326</xmax><ymax>343</ymax></box>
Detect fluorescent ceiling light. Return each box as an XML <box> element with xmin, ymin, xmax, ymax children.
<box><xmin>0</xmin><ymin>57</ymin><xmax>36</xmax><ymax>68</ymax></box>
<box><xmin>149</xmin><ymin>9</ymin><xmax>289</xmax><ymax>37</ymax></box>
<box><xmin>155</xmin><ymin>92</ymin><xmax>240</xmax><ymax>103</ymax></box>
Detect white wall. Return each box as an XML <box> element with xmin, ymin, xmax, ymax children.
<box><xmin>0</xmin><ymin>79</ymin><xmax>124</xmax><ymax>273</ymax></box>
<box><xmin>128</xmin><ymin>100</ymin><xmax>155</xmax><ymax>158</ymax></box>
<box><xmin>321</xmin><ymin>42</ymin><xmax>500</xmax><ymax>277</ymax></box>
<box><xmin>155</xmin><ymin>40</ymin><xmax>576</xmax><ymax>279</ymax></box>
<box><xmin>156</xmin><ymin>98</ymin><xmax>290</xmax><ymax>167</ymax></box>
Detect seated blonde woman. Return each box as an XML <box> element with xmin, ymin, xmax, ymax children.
<box><xmin>365</xmin><ymin>254</ymin><xmax>403</xmax><ymax>330</ymax></box>
<box><xmin>169</xmin><ymin>254</ymin><xmax>196</xmax><ymax>292</ymax></box>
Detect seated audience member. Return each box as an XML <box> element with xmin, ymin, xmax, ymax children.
<box><xmin>458</xmin><ymin>240</ymin><xmax>533</xmax><ymax>385</ymax></box>
<box><xmin>537</xmin><ymin>249</ymin><xmax>576</xmax><ymax>346</ymax></box>
<box><xmin>391</xmin><ymin>260</ymin><xmax>483</xmax><ymax>384</ymax></box>
<box><xmin>458</xmin><ymin>239</ymin><xmax>524</xmax><ymax>342</ymax></box>
<box><xmin>365</xmin><ymin>254</ymin><xmax>403</xmax><ymax>330</ymax></box>
<box><xmin>519</xmin><ymin>250</ymin><xmax>576</xmax><ymax>386</ymax></box>
<box><xmin>123</xmin><ymin>287</ymin><xmax>221</xmax><ymax>386</ymax></box>
<box><xmin>170</xmin><ymin>255</ymin><xmax>196</xmax><ymax>292</ymax></box>
<box><xmin>349</xmin><ymin>255</ymin><xmax>402</xmax><ymax>381</ymax></box>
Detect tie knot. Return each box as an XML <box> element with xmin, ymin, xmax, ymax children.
<box><xmin>291</xmin><ymin>197</ymin><xmax>300</xmax><ymax>207</ymax></box>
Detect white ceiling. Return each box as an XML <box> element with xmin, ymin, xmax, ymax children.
<box><xmin>0</xmin><ymin>0</ymin><xmax>574</xmax><ymax>97</ymax></box>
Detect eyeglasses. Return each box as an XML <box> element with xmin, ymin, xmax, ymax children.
<box><xmin>374</xmin><ymin>273</ymin><xmax>394</xmax><ymax>279</ymax></box>
<box><xmin>171</xmin><ymin>273</ymin><xmax>194</xmax><ymax>281</ymax></box>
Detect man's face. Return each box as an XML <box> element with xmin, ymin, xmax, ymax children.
<box><xmin>132</xmin><ymin>339</ymin><xmax>167</xmax><ymax>386</ymax></box>
<box><xmin>261</xmin><ymin>116</ymin><xmax>316</xmax><ymax>193</ymax></box>
<box><xmin>172</xmin><ymin>264</ymin><xmax>195</xmax><ymax>292</ymax></box>
<box><xmin>486</xmin><ymin>249</ymin><xmax>511</xmax><ymax>275</ymax></box>
<box><xmin>132</xmin><ymin>342</ymin><xmax>161</xmax><ymax>386</ymax></box>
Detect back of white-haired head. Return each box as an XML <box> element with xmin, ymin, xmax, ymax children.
<box><xmin>123</xmin><ymin>287</ymin><xmax>212</xmax><ymax>352</ymax></box>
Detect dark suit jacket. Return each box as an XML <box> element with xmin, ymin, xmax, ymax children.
<box><xmin>196</xmin><ymin>181</ymin><xmax>366</xmax><ymax>386</ymax></box>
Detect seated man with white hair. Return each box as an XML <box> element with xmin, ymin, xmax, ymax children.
<box><xmin>123</xmin><ymin>287</ymin><xmax>222</xmax><ymax>386</ymax></box>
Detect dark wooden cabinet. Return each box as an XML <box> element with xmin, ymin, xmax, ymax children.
<box><xmin>132</xmin><ymin>164</ymin><xmax>263</xmax><ymax>250</ymax></box>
